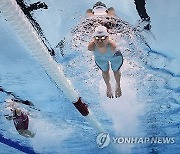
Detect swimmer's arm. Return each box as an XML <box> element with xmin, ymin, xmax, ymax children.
<box><xmin>109</xmin><ymin>39</ymin><xmax>116</xmax><ymax>51</ymax></box>
<box><xmin>88</xmin><ymin>40</ymin><xmax>95</xmax><ymax>51</ymax></box>
<box><xmin>107</xmin><ymin>7</ymin><xmax>116</xmax><ymax>16</ymax></box>
<box><xmin>4</xmin><ymin>114</ymin><xmax>13</xmax><ymax>120</ymax></box>
<box><xmin>86</xmin><ymin>9</ymin><xmax>94</xmax><ymax>17</ymax></box>
<box><xmin>12</xmin><ymin>99</ymin><xmax>34</xmax><ymax>106</ymax></box>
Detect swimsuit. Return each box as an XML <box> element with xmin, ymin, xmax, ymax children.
<box><xmin>13</xmin><ymin>113</ymin><xmax>29</xmax><ymax>130</ymax></box>
<box><xmin>94</xmin><ymin>45</ymin><xmax>123</xmax><ymax>71</ymax></box>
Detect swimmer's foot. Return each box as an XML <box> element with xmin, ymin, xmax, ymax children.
<box><xmin>115</xmin><ymin>85</ymin><xmax>122</xmax><ymax>98</ymax></box>
<box><xmin>107</xmin><ymin>85</ymin><xmax>113</xmax><ymax>98</ymax></box>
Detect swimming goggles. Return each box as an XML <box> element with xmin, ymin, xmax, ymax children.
<box><xmin>94</xmin><ymin>36</ymin><xmax>107</xmax><ymax>40</ymax></box>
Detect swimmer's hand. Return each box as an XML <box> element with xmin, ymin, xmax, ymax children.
<box><xmin>88</xmin><ymin>40</ymin><xmax>95</xmax><ymax>51</ymax></box>
<box><xmin>4</xmin><ymin>115</ymin><xmax>13</xmax><ymax>120</ymax></box>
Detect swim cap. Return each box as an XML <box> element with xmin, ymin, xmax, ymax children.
<box><xmin>92</xmin><ymin>1</ymin><xmax>107</xmax><ymax>15</ymax></box>
<box><xmin>14</xmin><ymin>108</ymin><xmax>21</xmax><ymax>116</ymax></box>
<box><xmin>93</xmin><ymin>26</ymin><xmax>109</xmax><ymax>37</ymax></box>
<box><xmin>93</xmin><ymin>1</ymin><xmax>107</xmax><ymax>9</ymax></box>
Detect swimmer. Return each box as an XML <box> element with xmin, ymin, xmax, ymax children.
<box><xmin>86</xmin><ymin>1</ymin><xmax>116</xmax><ymax>17</ymax></box>
<box><xmin>88</xmin><ymin>26</ymin><xmax>123</xmax><ymax>98</ymax></box>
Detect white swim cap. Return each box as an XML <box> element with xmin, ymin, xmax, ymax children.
<box><xmin>92</xmin><ymin>6</ymin><xmax>107</xmax><ymax>15</ymax></box>
<box><xmin>92</xmin><ymin>1</ymin><xmax>107</xmax><ymax>15</ymax></box>
<box><xmin>93</xmin><ymin>26</ymin><xmax>109</xmax><ymax>37</ymax></box>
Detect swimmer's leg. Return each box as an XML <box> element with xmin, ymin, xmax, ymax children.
<box><xmin>95</xmin><ymin>60</ymin><xmax>113</xmax><ymax>98</ymax></box>
<box><xmin>113</xmin><ymin>70</ymin><xmax>122</xmax><ymax>98</ymax></box>
<box><xmin>24</xmin><ymin>130</ymin><xmax>35</xmax><ymax>138</ymax></box>
<box><xmin>102</xmin><ymin>70</ymin><xmax>113</xmax><ymax>98</ymax></box>
<box><xmin>18</xmin><ymin>129</ymin><xmax>35</xmax><ymax>138</ymax></box>
<box><xmin>111</xmin><ymin>52</ymin><xmax>123</xmax><ymax>98</ymax></box>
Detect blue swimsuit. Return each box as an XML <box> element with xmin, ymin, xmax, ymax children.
<box><xmin>94</xmin><ymin>45</ymin><xmax>123</xmax><ymax>71</ymax></box>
